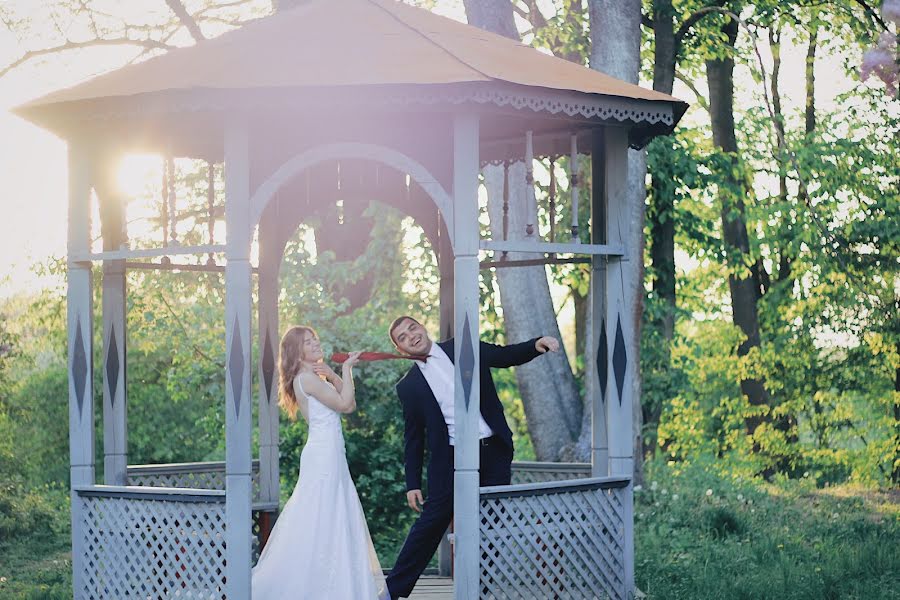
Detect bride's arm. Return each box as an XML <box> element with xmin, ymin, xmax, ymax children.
<box><xmin>299</xmin><ymin>352</ymin><xmax>360</xmax><ymax>414</ymax></box>
<box><xmin>313</xmin><ymin>363</ymin><xmax>343</xmax><ymax>393</ymax></box>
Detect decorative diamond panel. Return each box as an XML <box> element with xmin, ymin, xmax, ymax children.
<box><xmin>228</xmin><ymin>317</ymin><xmax>244</xmax><ymax>418</ymax></box>
<box><xmin>78</xmin><ymin>493</ymin><xmax>227</xmax><ymax>599</ymax></box>
<box><xmin>480</xmin><ymin>485</ymin><xmax>627</xmax><ymax>600</ymax></box>
<box><xmin>459</xmin><ymin>313</ymin><xmax>475</xmax><ymax>411</ymax></box>
<box><xmin>106</xmin><ymin>327</ymin><xmax>119</xmax><ymax>405</ymax></box>
<box><xmin>612</xmin><ymin>316</ymin><xmax>627</xmax><ymax>405</ymax></box>
<box><xmin>261</xmin><ymin>330</ymin><xmax>275</xmax><ymax>402</ymax></box>
<box><xmin>597</xmin><ymin>319</ymin><xmax>608</xmax><ymax>405</ymax></box>
<box><xmin>72</xmin><ymin>320</ymin><xmax>88</xmax><ymax>416</ymax></box>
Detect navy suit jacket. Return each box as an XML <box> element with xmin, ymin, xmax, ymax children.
<box><xmin>396</xmin><ymin>337</ymin><xmax>541</xmax><ymax>499</ymax></box>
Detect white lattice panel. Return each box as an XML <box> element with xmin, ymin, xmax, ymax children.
<box><xmin>480</xmin><ymin>485</ymin><xmax>627</xmax><ymax>600</ymax></box>
<box><xmin>511</xmin><ymin>463</ymin><xmax>592</xmax><ymax>485</ymax></box>
<box><xmin>127</xmin><ymin>470</ymin><xmax>226</xmax><ymax>490</ymax></box>
<box><xmin>78</xmin><ymin>493</ymin><xmax>227</xmax><ymax>599</ymax></box>
<box><xmin>127</xmin><ymin>462</ymin><xmax>262</xmax><ymax>501</ymax></box>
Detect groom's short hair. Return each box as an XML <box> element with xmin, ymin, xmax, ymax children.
<box><xmin>389</xmin><ymin>315</ymin><xmax>420</xmax><ymax>348</ymax></box>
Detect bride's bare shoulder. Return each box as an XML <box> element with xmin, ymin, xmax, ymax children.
<box><xmin>295</xmin><ymin>371</ymin><xmax>325</xmax><ymax>392</ymax></box>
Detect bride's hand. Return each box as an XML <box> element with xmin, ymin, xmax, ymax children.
<box><xmin>342</xmin><ymin>351</ymin><xmax>363</xmax><ymax>368</ymax></box>
<box><xmin>313</xmin><ymin>363</ymin><xmax>338</xmax><ymax>382</ymax></box>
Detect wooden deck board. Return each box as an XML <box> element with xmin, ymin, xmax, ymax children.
<box><xmin>407</xmin><ymin>575</ymin><xmax>453</xmax><ymax>599</ymax></box>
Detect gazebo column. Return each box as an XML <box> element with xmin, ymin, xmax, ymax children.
<box><xmin>257</xmin><ymin>212</ymin><xmax>281</xmax><ymax>507</ymax></box>
<box><xmin>97</xmin><ymin>160</ymin><xmax>128</xmax><ymax>486</ymax></box>
<box><xmin>67</xmin><ymin>143</ymin><xmax>95</xmax><ymax>596</ymax></box>
<box><xmin>590</xmin><ymin>129</ymin><xmax>609</xmax><ymax>478</ymax></box>
<box><xmin>224</xmin><ymin>122</ymin><xmax>254</xmax><ymax>598</ymax></box>
<box><xmin>438</xmin><ymin>217</ymin><xmax>454</xmax><ymax>342</ymax></box>
<box><xmin>437</xmin><ymin>214</ymin><xmax>454</xmax><ymax>577</ymax></box>
<box><xmin>451</xmin><ymin>113</ymin><xmax>481</xmax><ymax>599</ymax></box>
<box><xmin>603</xmin><ymin>126</ymin><xmax>635</xmax><ymax>596</ymax></box>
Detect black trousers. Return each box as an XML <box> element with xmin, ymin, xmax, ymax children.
<box><xmin>386</xmin><ymin>437</ymin><xmax>512</xmax><ymax>599</ymax></box>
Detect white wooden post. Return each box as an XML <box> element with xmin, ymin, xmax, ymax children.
<box><xmin>603</xmin><ymin>126</ymin><xmax>635</xmax><ymax>596</ymax></box>
<box><xmin>590</xmin><ymin>129</ymin><xmax>609</xmax><ymax>478</ymax></box>
<box><xmin>452</xmin><ymin>113</ymin><xmax>480</xmax><ymax>600</ymax></box>
<box><xmin>524</xmin><ymin>130</ymin><xmax>536</xmax><ymax>236</ymax></box>
<box><xmin>438</xmin><ymin>221</ymin><xmax>455</xmax><ymax>342</ymax></box>
<box><xmin>224</xmin><ymin>121</ymin><xmax>253</xmax><ymax>598</ymax></box>
<box><xmin>570</xmin><ymin>133</ymin><xmax>580</xmax><ymax>240</ymax></box>
<box><xmin>437</xmin><ymin>216</ymin><xmax>454</xmax><ymax>576</ymax></box>
<box><xmin>98</xmin><ymin>157</ymin><xmax>128</xmax><ymax>487</ymax></box>
<box><xmin>101</xmin><ymin>258</ymin><xmax>127</xmax><ymax>485</ymax></box>
<box><xmin>257</xmin><ymin>214</ymin><xmax>280</xmax><ymax>506</ymax></box>
<box><xmin>67</xmin><ymin>142</ymin><xmax>95</xmax><ymax>599</ymax></box>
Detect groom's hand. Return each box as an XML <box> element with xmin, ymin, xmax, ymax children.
<box><xmin>407</xmin><ymin>489</ymin><xmax>424</xmax><ymax>513</ymax></box>
<box><xmin>535</xmin><ymin>336</ymin><xmax>560</xmax><ymax>353</ymax></box>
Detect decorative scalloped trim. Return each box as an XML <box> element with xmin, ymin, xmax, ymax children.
<box><xmin>70</xmin><ymin>84</ymin><xmax>674</xmax><ymax>129</ymax></box>
<box><xmin>372</xmin><ymin>85</ymin><xmax>674</xmax><ymax>127</ymax></box>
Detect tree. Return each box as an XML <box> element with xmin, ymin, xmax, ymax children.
<box><xmin>463</xmin><ymin>0</ymin><xmax>584</xmax><ymax>462</ymax></box>
<box><xmin>0</xmin><ymin>1</ymin><xmax>272</xmax><ymax>79</ymax></box>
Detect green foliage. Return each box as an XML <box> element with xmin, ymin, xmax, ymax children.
<box><xmin>0</xmin><ymin>314</ymin><xmax>71</xmax><ymax>599</ymax></box>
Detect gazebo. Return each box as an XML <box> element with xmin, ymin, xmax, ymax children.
<box><xmin>15</xmin><ymin>1</ymin><xmax>686</xmax><ymax>598</ymax></box>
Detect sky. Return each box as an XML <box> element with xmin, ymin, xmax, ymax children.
<box><xmin>0</xmin><ymin>0</ymin><xmax>868</xmax><ymax>300</ymax></box>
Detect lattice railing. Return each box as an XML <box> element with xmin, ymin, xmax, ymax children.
<box><xmin>437</xmin><ymin>462</ymin><xmax>596</xmax><ymax>576</ymax></box>
<box><xmin>479</xmin><ymin>476</ymin><xmax>631</xmax><ymax>600</ymax></box>
<box><xmin>127</xmin><ymin>459</ymin><xmax>262</xmax><ymax>501</ymax></box>
<box><xmin>75</xmin><ymin>486</ymin><xmax>227</xmax><ymax>600</ymax></box>
<box><xmin>511</xmin><ymin>461</ymin><xmax>592</xmax><ymax>484</ymax></box>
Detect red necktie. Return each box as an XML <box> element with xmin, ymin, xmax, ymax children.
<box><xmin>330</xmin><ymin>351</ymin><xmax>427</xmax><ymax>363</ymax></box>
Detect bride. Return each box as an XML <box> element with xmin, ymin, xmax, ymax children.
<box><xmin>251</xmin><ymin>326</ymin><xmax>389</xmax><ymax>600</ymax></box>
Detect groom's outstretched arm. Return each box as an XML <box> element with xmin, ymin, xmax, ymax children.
<box><xmin>399</xmin><ymin>385</ymin><xmax>425</xmax><ymax>493</ymax></box>
<box><xmin>480</xmin><ymin>338</ymin><xmax>543</xmax><ymax>369</ymax></box>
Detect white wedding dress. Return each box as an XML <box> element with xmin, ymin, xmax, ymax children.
<box><xmin>251</xmin><ymin>376</ymin><xmax>388</xmax><ymax>599</ymax></box>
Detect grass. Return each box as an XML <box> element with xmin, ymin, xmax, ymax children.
<box><xmin>1</xmin><ymin>462</ymin><xmax>897</xmax><ymax>598</ymax></box>
<box><xmin>634</xmin><ymin>459</ymin><xmax>900</xmax><ymax>599</ymax></box>
<box><xmin>0</xmin><ymin>546</ymin><xmax>70</xmax><ymax>600</ymax></box>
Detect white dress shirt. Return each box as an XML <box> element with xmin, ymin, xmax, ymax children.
<box><xmin>417</xmin><ymin>342</ymin><xmax>493</xmax><ymax>445</ymax></box>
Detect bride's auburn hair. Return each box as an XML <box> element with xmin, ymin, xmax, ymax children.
<box><xmin>278</xmin><ymin>326</ymin><xmax>317</xmax><ymax>421</ymax></box>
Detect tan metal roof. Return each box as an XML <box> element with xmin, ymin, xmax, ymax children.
<box><xmin>16</xmin><ymin>0</ymin><xmax>683</xmax><ymax>112</ymax></box>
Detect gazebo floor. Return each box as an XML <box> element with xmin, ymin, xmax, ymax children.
<box><xmin>408</xmin><ymin>575</ymin><xmax>453</xmax><ymax>599</ymax></box>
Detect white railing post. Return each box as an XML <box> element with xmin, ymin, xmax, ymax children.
<box><xmin>224</xmin><ymin>120</ymin><xmax>254</xmax><ymax>599</ymax></box>
<box><xmin>97</xmin><ymin>157</ymin><xmax>128</xmax><ymax>487</ymax></box>
<box><xmin>604</xmin><ymin>126</ymin><xmax>635</xmax><ymax>597</ymax></box>
<box><xmin>257</xmin><ymin>213</ymin><xmax>281</xmax><ymax>507</ymax></box>
<box><xmin>590</xmin><ymin>129</ymin><xmax>610</xmax><ymax>478</ymax></box>
<box><xmin>452</xmin><ymin>113</ymin><xmax>481</xmax><ymax>600</ymax></box>
<box><xmin>67</xmin><ymin>141</ymin><xmax>95</xmax><ymax>599</ymax></box>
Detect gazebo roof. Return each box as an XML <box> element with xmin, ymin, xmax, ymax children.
<box><xmin>14</xmin><ymin>0</ymin><xmax>687</xmax><ymax>153</ymax></box>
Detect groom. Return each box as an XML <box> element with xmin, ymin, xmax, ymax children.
<box><xmin>385</xmin><ymin>315</ymin><xmax>559</xmax><ymax>599</ymax></box>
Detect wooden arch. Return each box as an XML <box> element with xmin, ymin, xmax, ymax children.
<box><xmin>249</xmin><ymin>141</ymin><xmax>455</xmax><ymax>248</ymax></box>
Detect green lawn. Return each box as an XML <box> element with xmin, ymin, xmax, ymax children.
<box><xmin>635</xmin><ymin>460</ymin><xmax>900</xmax><ymax>599</ymax></box>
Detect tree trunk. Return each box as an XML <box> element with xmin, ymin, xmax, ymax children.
<box><xmin>463</xmin><ymin>0</ymin><xmax>519</xmax><ymax>39</ymax></box>
<box><xmin>894</xmin><ymin>340</ymin><xmax>900</xmax><ymax>486</ymax></box>
<box><xmin>643</xmin><ymin>0</ymin><xmax>678</xmax><ymax>450</ymax></box>
<box><xmin>484</xmin><ymin>164</ymin><xmax>583</xmax><ymax>459</ymax></box>
<box><xmin>706</xmin><ymin>15</ymin><xmax>769</xmax><ymax>432</ymax></box>
<box><xmin>649</xmin><ymin>0</ymin><xmax>677</xmax><ymax>340</ymax></box>
<box><xmin>464</xmin><ymin>0</ymin><xmax>583</xmax><ymax>460</ymax></box>
<box><xmin>767</xmin><ymin>24</ymin><xmax>798</xmax><ymax>446</ymax></box>
<box><xmin>587</xmin><ymin>0</ymin><xmax>646</xmax><ymax>483</ymax></box>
